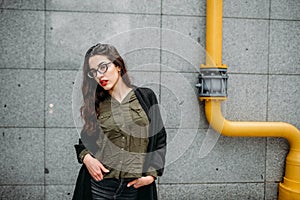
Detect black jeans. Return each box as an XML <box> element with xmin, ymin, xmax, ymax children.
<box><xmin>91</xmin><ymin>178</ymin><xmax>138</xmax><ymax>200</ymax></box>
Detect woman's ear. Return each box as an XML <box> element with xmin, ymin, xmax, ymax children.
<box><xmin>117</xmin><ymin>66</ymin><xmax>121</xmax><ymax>72</ymax></box>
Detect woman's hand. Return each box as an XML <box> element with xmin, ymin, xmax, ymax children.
<box><xmin>83</xmin><ymin>154</ymin><xmax>109</xmax><ymax>181</ymax></box>
<box><xmin>127</xmin><ymin>176</ymin><xmax>155</xmax><ymax>189</ymax></box>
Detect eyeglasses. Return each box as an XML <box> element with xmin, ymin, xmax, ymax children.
<box><xmin>87</xmin><ymin>62</ymin><xmax>112</xmax><ymax>78</ymax></box>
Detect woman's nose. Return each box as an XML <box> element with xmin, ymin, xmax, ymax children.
<box><xmin>96</xmin><ymin>71</ymin><xmax>104</xmax><ymax>79</ymax></box>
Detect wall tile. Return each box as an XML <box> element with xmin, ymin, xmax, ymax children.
<box><xmin>0</xmin><ymin>185</ymin><xmax>44</xmax><ymax>200</ymax></box>
<box><xmin>46</xmin><ymin>70</ymin><xmax>77</xmax><ymax>127</ymax></box>
<box><xmin>271</xmin><ymin>0</ymin><xmax>300</xmax><ymax>20</ymax></box>
<box><xmin>123</xmin><ymin>49</ymin><xmax>161</xmax><ymax>72</ymax></box>
<box><xmin>0</xmin><ymin>0</ymin><xmax>44</xmax><ymax>10</ymax></box>
<box><xmin>129</xmin><ymin>71</ymin><xmax>160</xmax><ymax>95</ymax></box>
<box><xmin>162</xmin><ymin>15</ymin><xmax>206</xmax><ymax>47</ymax></box>
<box><xmin>0</xmin><ymin>10</ymin><xmax>44</xmax><ymax>69</ymax></box>
<box><xmin>46</xmin><ymin>185</ymin><xmax>74</xmax><ymax>200</ymax></box>
<box><xmin>266</xmin><ymin>138</ymin><xmax>288</xmax><ymax>182</ymax></box>
<box><xmin>159</xmin><ymin>183</ymin><xmax>264</xmax><ymax>200</ymax></box>
<box><xmin>269</xmin><ymin>21</ymin><xmax>300</xmax><ymax>74</ymax></box>
<box><xmin>0</xmin><ymin>69</ymin><xmax>44</xmax><ymax>127</ymax></box>
<box><xmin>163</xmin><ymin>0</ymin><xmax>269</xmax><ymax>18</ymax></box>
<box><xmin>226</xmin><ymin>74</ymin><xmax>268</xmax><ymax>121</ymax></box>
<box><xmin>161</xmin><ymin>72</ymin><xmax>205</xmax><ymax>129</ymax></box>
<box><xmin>223</xmin><ymin>18</ymin><xmax>269</xmax><ymax>74</ymax></box>
<box><xmin>0</xmin><ymin>128</ymin><xmax>44</xmax><ymax>184</ymax></box>
<box><xmin>161</xmin><ymin>16</ymin><xmax>206</xmax><ymax>73</ymax></box>
<box><xmin>160</xmin><ymin>129</ymin><xmax>266</xmax><ymax>183</ymax></box>
<box><xmin>223</xmin><ymin>0</ymin><xmax>269</xmax><ymax>18</ymax></box>
<box><xmin>45</xmin><ymin>128</ymin><xmax>80</xmax><ymax>184</ymax></box>
<box><xmin>46</xmin><ymin>12</ymin><xmax>160</xmax><ymax>70</ymax></box>
<box><xmin>265</xmin><ymin>182</ymin><xmax>279</xmax><ymax>200</ymax></box>
<box><xmin>268</xmin><ymin>75</ymin><xmax>300</xmax><ymax>127</ymax></box>
<box><xmin>162</xmin><ymin>0</ymin><xmax>206</xmax><ymax>16</ymax></box>
<box><xmin>46</xmin><ymin>0</ymin><xmax>161</xmax><ymax>14</ymax></box>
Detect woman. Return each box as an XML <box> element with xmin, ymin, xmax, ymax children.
<box><xmin>72</xmin><ymin>43</ymin><xmax>167</xmax><ymax>200</ymax></box>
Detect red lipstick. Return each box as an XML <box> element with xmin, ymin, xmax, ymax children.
<box><xmin>100</xmin><ymin>80</ymin><xmax>108</xmax><ymax>87</ymax></box>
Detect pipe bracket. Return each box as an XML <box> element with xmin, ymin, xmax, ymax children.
<box><xmin>196</xmin><ymin>68</ymin><xmax>228</xmax><ymax>100</ymax></box>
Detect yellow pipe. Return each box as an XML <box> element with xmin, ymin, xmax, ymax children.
<box><xmin>202</xmin><ymin>0</ymin><xmax>300</xmax><ymax>199</ymax></box>
<box><xmin>205</xmin><ymin>101</ymin><xmax>300</xmax><ymax>199</ymax></box>
<box><xmin>204</xmin><ymin>0</ymin><xmax>227</xmax><ymax>69</ymax></box>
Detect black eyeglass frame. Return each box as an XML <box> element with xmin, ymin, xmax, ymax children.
<box><xmin>87</xmin><ymin>62</ymin><xmax>112</xmax><ymax>78</ymax></box>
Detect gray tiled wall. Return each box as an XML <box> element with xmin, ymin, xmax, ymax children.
<box><xmin>1</xmin><ymin>0</ymin><xmax>299</xmax><ymax>199</ymax></box>
<box><xmin>0</xmin><ymin>70</ymin><xmax>44</xmax><ymax>127</ymax></box>
<box><xmin>223</xmin><ymin>18</ymin><xmax>269</xmax><ymax>74</ymax></box>
<box><xmin>0</xmin><ymin>10</ymin><xmax>44</xmax><ymax>69</ymax></box>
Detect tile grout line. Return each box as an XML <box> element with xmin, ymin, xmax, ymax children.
<box><xmin>159</xmin><ymin>1</ymin><xmax>163</xmax><ymax>104</ymax></box>
<box><xmin>43</xmin><ymin>0</ymin><xmax>47</xmax><ymax>199</ymax></box>
<box><xmin>157</xmin><ymin>0</ymin><xmax>163</xmax><ymax>197</ymax></box>
<box><xmin>0</xmin><ymin>68</ymin><xmax>299</xmax><ymax>76</ymax></box>
<box><xmin>264</xmin><ymin>1</ymin><xmax>272</xmax><ymax>199</ymax></box>
<box><xmin>0</xmin><ymin>126</ymin><xmax>205</xmax><ymax>130</ymax></box>
<box><xmin>1</xmin><ymin>7</ymin><xmax>300</xmax><ymax>22</ymax></box>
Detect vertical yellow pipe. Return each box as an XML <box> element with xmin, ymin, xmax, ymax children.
<box><xmin>206</xmin><ymin>0</ymin><xmax>222</xmax><ymax>67</ymax></box>
<box><xmin>202</xmin><ymin>0</ymin><xmax>300</xmax><ymax>199</ymax></box>
<box><xmin>204</xmin><ymin>0</ymin><xmax>227</xmax><ymax>69</ymax></box>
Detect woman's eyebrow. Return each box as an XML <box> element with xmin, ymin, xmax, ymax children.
<box><xmin>98</xmin><ymin>61</ymin><xmax>109</xmax><ymax>65</ymax></box>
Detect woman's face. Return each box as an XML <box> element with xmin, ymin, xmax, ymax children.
<box><xmin>88</xmin><ymin>55</ymin><xmax>121</xmax><ymax>91</ymax></box>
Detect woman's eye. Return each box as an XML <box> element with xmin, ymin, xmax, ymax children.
<box><xmin>100</xmin><ymin>65</ymin><xmax>106</xmax><ymax>70</ymax></box>
<box><xmin>99</xmin><ymin>65</ymin><xmax>107</xmax><ymax>72</ymax></box>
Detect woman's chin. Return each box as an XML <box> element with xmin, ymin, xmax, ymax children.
<box><xmin>100</xmin><ymin>84</ymin><xmax>111</xmax><ymax>91</ymax></box>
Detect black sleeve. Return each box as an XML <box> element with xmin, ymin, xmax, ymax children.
<box><xmin>136</xmin><ymin>87</ymin><xmax>167</xmax><ymax>177</ymax></box>
<box><xmin>74</xmin><ymin>130</ymin><xmax>99</xmax><ymax>164</ymax></box>
<box><xmin>74</xmin><ymin>138</ymin><xmax>86</xmax><ymax>164</ymax></box>
<box><xmin>148</xmin><ymin>94</ymin><xmax>167</xmax><ymax>176</ymax></box>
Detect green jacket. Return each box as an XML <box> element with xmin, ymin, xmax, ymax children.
<box><xmin>72</xmin><ymin>87</ymin><xmax>167</xmax><ymax>200</ymax></box>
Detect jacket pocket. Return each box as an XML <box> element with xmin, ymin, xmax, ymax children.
<box><xmin>130</xmin><ymin>104</ymin><xmax>149</xmax><ymax>127</ymax></box>
<box><xmin>98</xmin><ymin>112</ymin><xmax>114</xmax><ymax>132</ymax></box>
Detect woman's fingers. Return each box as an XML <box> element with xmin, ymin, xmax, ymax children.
<box><xmin>92</xmin><ymin>161</ymin><xmax>109</xmax><ymax>181</ymax></box>
<box><xmin>127</xmin><ymin>179</ymin><xmax>138</xmax><ymax>187</ymax></box>
<box><xmin>99</xmin><ymin>162</ymin><xmax>110</xmax><ymax>173</ymax></box>
<box><xmin>84</xmin><ymin>155</ymin><xmax>109</xmax><ymax>181</ymax></box>
<box><xmin>127</xmin><ymin>176</ymin><xmax>155</xmax><ymax>188</ymax></box>
<box><xmin>88</xmin><ymin>160</ymin><xmax>103</xmax><ymax>181</ymax></box>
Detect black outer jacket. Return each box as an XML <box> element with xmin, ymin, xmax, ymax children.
<box><xmin>72</xmin><ymin>87</ymin><xmax>167</xmax><ymax>200</ymax></box>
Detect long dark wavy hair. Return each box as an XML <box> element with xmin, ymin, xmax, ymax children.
<box><xmin>80</xmin><ymin>43</ymin><xmax>131</xmax><ymax>136</ymax></box>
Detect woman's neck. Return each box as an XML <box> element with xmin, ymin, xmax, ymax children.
<box><xmin>109</xmin><ymin>80</ymin><xmax>132</xmax><ymax>103</ymax></box>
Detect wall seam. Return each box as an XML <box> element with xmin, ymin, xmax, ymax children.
<box><xmin>0</xmin><ymin>68</ymin><xmax>299</xmax><ymax>76</ymax></box>
<box><xmin>1</xmin><ymin>8</ymin><xmax>300</xmax><ymax>22</ymax></box>
<box><xmin>43</xmin><ymin>0</ymin><xmax>47</xmax><ymax>199</ymax></box>
<box><xmin>264</xmin><ymin>0</ymin><xmax>272</xmax><ymax>199</ymax></box>
<box><xmin>157</xmin><ymin>0</ymin><xmax>163</xmax><ymax>198</ymax></box>
<box><xmin>159</xmin><ymin>181</ymin><xmax>265</xmax><ymax>185</ymax></box>
<box><xmin>159</xmin><ymin>1</ymin><xmax>163</xmax><ymax>105</ymax></box>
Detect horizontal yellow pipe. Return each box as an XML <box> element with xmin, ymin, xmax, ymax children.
<box><xmin>205</xmin><ymin>100</ymin><xmax>300</xmax><ymax>148</ymax></box>
<box><xmin>205</xmin><ymin>100</ymin><xmax>300</xmax><ymax>199</ymax></box>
